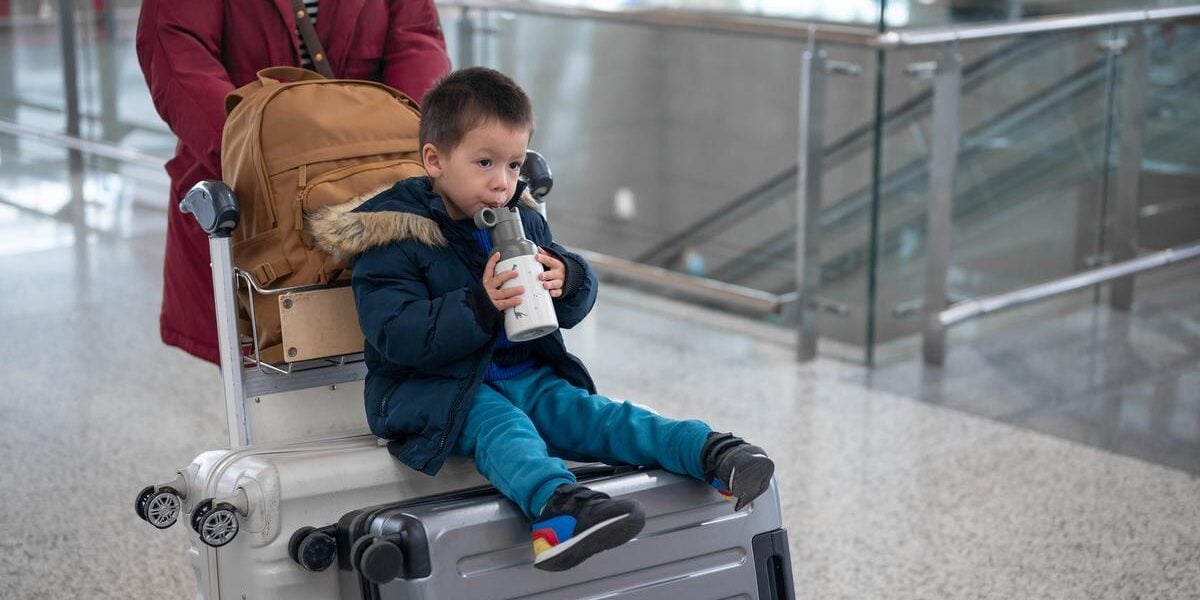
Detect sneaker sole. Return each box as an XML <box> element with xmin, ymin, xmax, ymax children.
<box><xmin>732</xmin><ymin>455</ymin><xmax>774</xmax><ymax>512</ymax></box>
<box><xmin>533</xmin><ymin>511</ymin><xmax>646</xmax><ymax>572</ymax></box>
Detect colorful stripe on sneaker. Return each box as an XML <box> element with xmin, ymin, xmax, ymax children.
<box><xmin>531</xmin><ymin>515</ymin><xmax>577</xmax><ymax>558</ymax></box>
<box><xmin>709</xmin><ymin>476</ymin><xmax>734</xmax><ymax>501</ymax></box>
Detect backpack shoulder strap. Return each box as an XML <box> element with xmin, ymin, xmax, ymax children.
<box><xmin>290</xmin><ymin>0</ymin><xmax>335</xmax><ymax>79</ymax></box>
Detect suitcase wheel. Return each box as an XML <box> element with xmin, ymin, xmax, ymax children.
<box><xmin>289</xmin><ymin>526</ymin><xmax>338</xmax><ymax>572</ymax></box>
<box><xmin>138</xmin><ymin>486</ymin><xmax>182</xmax><ymax>529</ymax></box>
<box><xmin>352</xmin><ymin>535</ymin><xmax>405</xmax><ymax>585</ymax></box>
<box><xmin>134</xmin><ymin>486</ymin><xmax>155</xmax><ymax>521</ymax></box>
<box><xmin>190</xmin><ymin>498</ymin><xmax>215</xmax><ymax>534</ymax></box>
<box><xmin>196</xmin><ymin>502</ymin><xmax>240</xmax><ymax>548</ymax></box>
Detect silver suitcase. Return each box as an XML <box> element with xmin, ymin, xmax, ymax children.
<box><xmin>134</xmin><ymin>173</ymin><xmax>796</xmax><ymax>599</ymax></box>
<box><xmin>145</xmin><ymin>438</ymin><xmax>491</xmax><ymax>599</ymax></box>
<box><xmin>336</xmin><ymin>466</ymin><xmax>794</xmax><ymax>600</ymax></box>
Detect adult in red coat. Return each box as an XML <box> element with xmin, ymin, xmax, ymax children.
<box><xmin>136</xmin><ymin>0</ymin><xmax>451</xmax><ymax>364</ymax></box>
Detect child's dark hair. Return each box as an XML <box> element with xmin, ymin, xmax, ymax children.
<box><xmin>419</xmin><ymin>67</ymin><xmax>534</xmax><ymax>151</ymax></box>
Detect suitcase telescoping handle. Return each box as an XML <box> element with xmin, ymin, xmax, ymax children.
<box><xmin>181</xmin><ymin>180</ymin><xmax>240</xmax><ymax>238</ymax></box>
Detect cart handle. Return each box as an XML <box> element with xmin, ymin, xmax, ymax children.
<box><xmin>181</xmin><ymin>180</ymin><xmax>240</xmax><ymax>238</ymax></box>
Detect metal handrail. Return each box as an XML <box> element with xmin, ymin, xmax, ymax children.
<box><xmin>438</xmin><ymin>0</ymin><xmax>877</xmax><ymax>44</ymax></box>
<box><xmin>0</xmin><ymin>118</ymin><xmax>168</xmax><ymax>168</ymax></box>
<box><xmin>939</xmin><ymin>242</ymin><xmax>1200</xmax><ymax>326</ymax></box>
<box><xmin>440</xmin><ymin>1</ymin><xmax>1200</xmax><ymax>49</ymax></box>
<box><xmin>877</xmin><ymin>6</ymin><xmax>1200</xmax><ymax>48</ymax></box>
<box><xmin>577</xmin><ymin>249</ymin><xmax>784</xmax><ymax>315</ymax></box>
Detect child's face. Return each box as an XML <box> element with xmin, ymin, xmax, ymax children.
<box><xmin>424</xmin><ymin>120</ymin><xmax>531</xmax><ymax>220</ymax></box>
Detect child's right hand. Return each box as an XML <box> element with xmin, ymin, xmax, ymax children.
<box><xmin>482</xmin><ymin>252</ymin><xmax>524</xmax><ymax>311</ymax></box>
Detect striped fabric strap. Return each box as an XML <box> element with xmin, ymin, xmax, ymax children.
<box><xmin>298</xmin><ymin>0</ymin><xmax>319</xmax><ymax>68</ymax></box>
<box><xmin>292</xmin><ymin>0</ymin><xmax>333</xmax><ymax>77</ymax></box>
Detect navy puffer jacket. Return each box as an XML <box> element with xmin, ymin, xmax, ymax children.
<box><xmin>311</xmin><ymin>177</ymin><xmax>597</xmax><ymax>475</ymax></box>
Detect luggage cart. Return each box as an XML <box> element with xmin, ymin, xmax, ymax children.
<box><xmin>131</xmin><ymin>152</ymin><xmax>796</xmax><ymax>599</ymax></box>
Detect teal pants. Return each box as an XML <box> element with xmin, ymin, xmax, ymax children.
<box><xmin>451</xmin><ymin>365</ymin><xmax>712</xmax><ymax>519</ymax></box>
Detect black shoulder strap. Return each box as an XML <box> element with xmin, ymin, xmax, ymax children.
<box><xmin>290</xmin><ymin>0</ymin><xmax>335</xmax><ymax>78</ymax></box>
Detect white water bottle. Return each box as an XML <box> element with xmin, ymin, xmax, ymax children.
<box><xmin>475</xmin><ymin>206</ymin><xmax>559</xmax><ymax>342</ymax></box>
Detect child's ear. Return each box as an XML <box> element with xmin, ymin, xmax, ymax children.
<box><xmin>422</xmin><ymin>143</ymin><xmax>443</xmax><ymax>177</ymax></box>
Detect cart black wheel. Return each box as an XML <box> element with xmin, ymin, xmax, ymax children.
<box><xmin>288</xmin><ymin>526</ymin><xmax>315</xmax><ymax>564</ymax></box>
<box><xmin>144</xmin><ymin>488</ymin><xmax>182</xmax><ymax>529</ymax></box>
<box><xmin>296</xmin><ymin>530</ymin><xmax>337</xmax><ymax>572</ymax></box>
<box><xmin>134</xmin><ymin>485</ymin><xmax>156</xmax><ymax>521</ymax></box>
<box><xmin>350</xmin><ymin>535</ymin><xmax>376</xmax><ymax>571</ymax></box>
<box><xmin>198</xmin><ymin>503</ymin><xmax>239</xmax><ymax>548</ymax></box>
<box><xmin>359</xmin><ymin>538</ymin><xmax>404</xmax><ymax>585</ymax></box>
<box><xmin>191</xmin><ymin>498</ymin><xmax>214</xmax><ymax>534</ymax></box>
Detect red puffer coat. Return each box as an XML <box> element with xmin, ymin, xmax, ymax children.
<box><xmin>136</xmin><ymin>0</ymin><xmax>451</xmax><ymax>364</ymax></box>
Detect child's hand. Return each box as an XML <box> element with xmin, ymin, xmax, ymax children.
<box><xmin>482</xmin><ymin>252</ymin><xmax>525</xmax><ymax>312</ymax></box>
<box><xmin>536</xmin><ymin>247</ymin><xmax>566</xmax><ymax>298</ymax></box>
<box><xmin>483</xmin><ymin>252</ymin><xmax>524</xmax><ymax>311</ymax></box>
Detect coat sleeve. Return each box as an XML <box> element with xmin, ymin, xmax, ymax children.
<box><xmin>135</xmin><ymin>0</ymin><xmax>234</xmax><ymax>175</ymax></box>
<box><xmin>525</xmin><ymin>211</ymin><xmax>598</xmax><ymax>330</ymax></box>
<box><xmin>353</xmin><ymin>244</ymin><xmax>497</xmax><ymax>368</ymax></box>
<box><xmin>382</xmin><ymin>0</ymin><xmax>452</xmax><ymax>104</ymax></box>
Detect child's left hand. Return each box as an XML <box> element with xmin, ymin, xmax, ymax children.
<box><xmin>535</xmin><ymin>247</ymin><xmax>566</xmax><ymax>298</ymax></box>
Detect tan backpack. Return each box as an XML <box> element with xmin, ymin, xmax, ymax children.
<box><xmin>221</xmin><ymin>67</ymin><xmax>427</xmax><ymax>363</ymax></box>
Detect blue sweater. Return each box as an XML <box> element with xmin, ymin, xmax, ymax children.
<box><xmin>469</xmin><ymin>227</ymin><xmax>538</xmax><ymax>382</ymax></box>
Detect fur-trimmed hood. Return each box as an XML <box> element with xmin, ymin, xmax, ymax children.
<box><xmin>308</xmin><ymin>176</ymin><xmax>536</xmax><ymax>263</ymax></box>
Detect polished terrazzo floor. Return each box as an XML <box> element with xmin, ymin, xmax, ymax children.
<box><xmin>0</xmin><ymin>201</ymin><xmax>1197</xmax><ymax>598</ymax></box>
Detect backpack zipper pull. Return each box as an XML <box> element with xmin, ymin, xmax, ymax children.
<box><xmin>295</xmin><ymin>164</ymin><xmax>308</xmax><ymax>231</ymax></box>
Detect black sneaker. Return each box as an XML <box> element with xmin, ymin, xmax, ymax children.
<box><xmin>531</xmin><ymin>484</ymin><xmax>645</xmax><ymax>572</ymax></box>
<box><xmin>702</xmin><ymin>432</ymin><xmax>775</xmax><ymax>511</ymax></box>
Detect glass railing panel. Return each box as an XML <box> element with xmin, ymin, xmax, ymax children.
<box><xmin>76</xmin><ymin>2</ymin><xmax>175</xmax><ymax>158</ymax></box>
<box><xmin>0</xmin><ymin>2</ymin><xmax>174</xmax><ymax>161</ymax></box>
<box><xmin>869</xmin><ymin>29</ymin><xmax>1120</xmax><ymax>354</ymax></box>
<box><xmin>896</xmin><ymin>0</ymin><xmax>1200</xmax><ymax>29</ymax></box>
<box><xmin>679</xmin><ymin>42</ymin><xmax>881</xmax><ymax>354</ymax></box>
<box><xmin>450</xmin><ymin>1</ymin><xmax>1198</xmax><ymax>31</ymax></box>
<box><xmin>485</xmin><ymin>0</ymin><xmax>896</xmax><ymax>26</ymax></box>
<box><xmin>1137</xmin><ymin>21</ymin><xmax>1200</xmax><ymax>251</ymax></box>
<box><xmin>1</xmin><ymin>3</ymin><xmax>68</xmax><ymax>134</ymax></box>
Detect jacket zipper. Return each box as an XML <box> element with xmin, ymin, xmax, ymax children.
<box><xmin>431</xmin><ymin>345</ymin><xmax>493</xmax><ymax>464</ymax></box>
<box><xmin>424</xmin><ymin>213</ymin><xmax>495</xmax><ymax>468</ymax></box>
<box><xmin>380</xmin><ymin>380</ymin><xmax>402</xmax><ymax>419</ymax></box>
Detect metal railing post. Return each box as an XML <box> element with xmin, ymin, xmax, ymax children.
<box><xmin>1109</xmin><ymin>25</ymin><xmax>1148</xmax><ymax>311</ymax></box>
<box><xmin>922</xmin><ymin>46</ymin><xmax>962</xmax><ymax>366</ymax></box>
<box><xmin>795</xmin><ymin>32</ymin><xmax>826</xmax><ymax>362</ymax></box>
<box><xmin>1085</xmin><ymin>28</ymin><xmax>1123</xmax><ymax>280</ymax></box>
<box><xmin>458</xmin><ymin>7</ymin><xmax>476</xmax><ymax>67</ymax></box>
<box><xmin>56</xmin><ymin>0</ymin><xmax>85</xmax><ymax>226</ymax></box>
